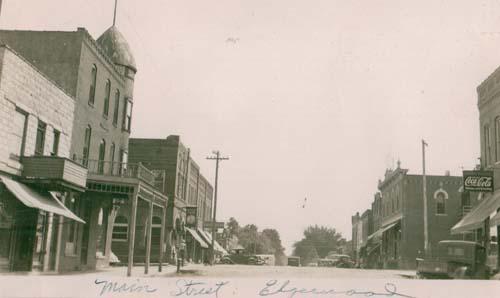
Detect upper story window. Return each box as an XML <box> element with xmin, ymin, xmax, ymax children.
<box><xmin>82</xmin><ymin>126</ymin><xmax>92</xmax><ymax>167</ymax></box>
<box><xmin>98</xmin><ymin>139</ymin><xmax>106</xmax><ymax>174</ymax></box>
<box><xmin>109</xmin><ymin>142</ymin><xmax>116</xmax><ymax>174</ymax></box>
<box><xmin>122</xmin><ymin>98</ymin><xmax>133</xmax><ymax>132</ymax></box>
<box><xmin>434</xmin><ymin>189</ymin><xmax>448</xmax><ymax>215</ymax></box>
<box><xmin>51</xmin><ymin>129</ymin><xmax>60</xmax><ymax>156</ymax></box>
<box><xmin>89</xmin><ymin>64</ymin><xmax>97</xmax><ymax>106</ymax></box>
<box><xmin>103</xmin><ymin>80</ymin><xmax>111</xmax><ymax>117</ymax></box>
<box><xmin>12</xmin><ymin>108</ymin><xmax>28</xmax><ymax>158</ymax></box>
<box><xmin>484</xmin><ymin>124</ymin><xmax>492</xmax><ymax>166</ymax></box>
<box><xmin>113</xmin><ymin>89</ymin><xmax>120</xmax><ymax>126</ymax></box>
<box><xmin>35</xmin><ymin>120</ymin><xmax>47</xmax><ymax>156</ymax></box>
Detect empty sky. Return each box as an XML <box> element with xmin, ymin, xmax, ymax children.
<box><xmin>2</xmin><ymin>0</ymin><xmax>500</xmax><ymax>253</ymax></box>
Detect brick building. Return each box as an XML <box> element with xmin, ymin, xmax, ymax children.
<box><xmin>0</xmin><ymin>26</ymin><xmax>167</xmax><ymax>275</ymax></box>
<box><xmin>369</xmin><ymin>163</ymin><xmax>468</xmax><ymax>269</ymax></box>
<box><xmin>451</xmin><ymin>64</ymin><xmax>500</xmax><ymax>270</ymax></box>
<box><xmin>0</xmin><ymin>45</ymin><xmax>87</xmax><ymax>272</ymax></box>
<box><xmin>128</xmin><ymin>136</ymin><xmax>219</xmax><ymax>264</ymax></box>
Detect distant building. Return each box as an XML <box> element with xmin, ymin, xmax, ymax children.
<box><xmin>372</xmin><ymin>162</ymin><xmax>468</xmax><ymax>269</ymax></box>
<box><xmin>128</xmin><ymin>136</ymin><xmax>218</xmax><ymax>264</ymax></box>
<box><xmin>351</xmin><ymin>212</ymin><xmax>361</xmax><ymax>262</ymax></box>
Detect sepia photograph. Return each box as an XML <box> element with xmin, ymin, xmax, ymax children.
<box><xmin>0</xmin><ymin>0</ymin><xmax>499</xmax><ymax>297</ymax></box>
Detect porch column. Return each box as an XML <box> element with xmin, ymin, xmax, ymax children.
<box><xmin>127</xmin><ymin>190</ymin><xmax>139</xmax><ymax>277</ymax></box>
<box><xmin>158</xmin><ymin>202</ymin><xmax>166</xmax><ymax>272</ymax></box>
<box><xmin>145</xmin><ymin>200</ymin><xmax>153</xmax><ymax>274</ymax></box>
<box><xmin>54</xmin><ymin>194</ymin><xmax>66</xmax><ymax>272</ymax></box>
<box><xmin>42</xmin><ymin>213</ymin><xmax>54</xmax><ymax>272</ymax></box>
<box><xmin>104</xmin><ymin>206</ymin><xmax>118</xmax><ymax>261</ymax></box>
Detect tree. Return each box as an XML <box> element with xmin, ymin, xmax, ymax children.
<box><xmin>292</xmin><ymin>225</ymin><xmax>346</xmax><ymax>265</ymax></box>
<box><xmin>262</xmin><ymin>229</ymin><xmax>287</xmax><ymax>265</ymax></box>
<box><xmin>227</xmin><ymin>217</ymin><xmax>240</xmax><ymax>237</ymax></box>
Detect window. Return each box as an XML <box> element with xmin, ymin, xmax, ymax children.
<box><xmin>51</xmin><ymin>130</ymin><xmax>60</xmax><ymax>156</ymax></box>
<box><xmin>484</xmin><ymin>124</ymin><xmax>492</xmax><ymax>166</ymax></box>
<box><xmin>103</xmin><ymin>79</ymin><xmax>111</xmax><ymax>117</ymax></box>
<box><xmin>35</xmin><ymin>120</ymin><xmax>46</xmax><ymax>156</ymax></box>
<box><xmin>12</xmin><ymin>108</ymin><xmax>28</xmax><ymax>157</ymax></box>
<box><xmin>436</xmin><ymin>192</ymin><xmax>446</xmax><ymax>215</ymax></box>
<box><xmin>119</xmin><ymin>149</ymin><xmax>128</xmax><ymax>174</ymax></box>
<box><xmin>82</xmin><ymin>126</ymin><xmax>92</xmax><ymax>167</ymax></box>
<box><xmin>98</xmin><ymin>139</ymin><xmax>106</xmax><ymax>174</ymax></box>
<box><xmin>109</xmin><ymin>142</ymin><xmax>116</xmax><ymax>174</ymax></box>
<box><xmin>112</xmin><ymin>89</ymin><xmax>120</xmax><ymax>126</ymax></box>
<box><xmin>89</xmin><ymin>64</ymin><xmax>97</xmax><ymax>105</ymax></box>
<box><xmin>65</xmin><ymin>196</ymin><xmax>80</xmax><ymax>255</ymax></box>
<box><xmin>112</xmin><ymin>215</ymin><xmax>128</xmax><ymax>241</ymax></box>
<box><xmin>122</xmin><ymin>98</ymin><xmax>133</xmax><ymax>132</ymax></box>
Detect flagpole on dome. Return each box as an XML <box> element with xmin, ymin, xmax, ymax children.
<box><xmin>113</xmin><ymin>0</ymin><xmax>118</xmax><ymax>26</ymax></box>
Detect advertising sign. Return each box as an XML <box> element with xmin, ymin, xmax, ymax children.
<box><xmin>203</xmin><ymin>221</ymin><xmax>225</xmax><ymax>229</ymax></box>
<box><xmin>463</xmin><ymin>170</ymin><xmax>494</xmax><ymax>192</ymax></box>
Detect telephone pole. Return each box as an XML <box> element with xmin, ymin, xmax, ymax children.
<box><xmin>422</xmin><ymin>139</ymin><xmax>429</xmax><ymax>255</ymax></box>
<box><xmin>206</xmin><ymin>150</ymin><xmax>229</xmax><ymax>264</ymax></box>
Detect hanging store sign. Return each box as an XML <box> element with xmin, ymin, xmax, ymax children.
<box><xmin>463</xmin><ymin>170</ymin><xmax>494</xmax><ymax>192</ymax></box>
<box><xmin>185</xmin><ymin>206</ymin><xmax>197</xmax><ymax>227</ymax></box>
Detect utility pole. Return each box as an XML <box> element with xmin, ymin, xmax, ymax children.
<box><xmin>422</xmin><ymin>140</ymin><xmax>429</xmax><ymax>255</ymax></box>
<box><xmin>206</xmin><ymin>150</ymin><xmax>229</xmax><ymax>264</ymax></box>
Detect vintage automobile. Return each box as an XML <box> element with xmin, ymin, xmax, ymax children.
<box><xmin>287</xmin><ymin>256</ymin><xmax>301</xmax><ymax>267</ymax></box>
<box><xmin>218</xmin><ymin>254</ymin><xmax>265</xmax><ymax>265</ymax></box>
<box><xmin>416</xmin><ymin>240</ymin><xmax>491</xmax><ymax>279</ymax></box>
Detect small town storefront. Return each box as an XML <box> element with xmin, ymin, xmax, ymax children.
<box><xmin>0</xmin><ymin>175</ymin><xmax>84</xmax><ymax>273</ymax></box>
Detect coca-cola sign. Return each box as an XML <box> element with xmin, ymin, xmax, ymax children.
<box><xmin>463</xmin><ymin>171</ymin><xmax>494</xmax><ymax>192</ymax></box>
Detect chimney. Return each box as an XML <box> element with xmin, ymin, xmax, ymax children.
<box><xmin>445</xmin><ymin>170</ymin><xmax>450</xmax><ymax>176</ymax></box>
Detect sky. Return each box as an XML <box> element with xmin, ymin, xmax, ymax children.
<box><xmin>2</xmin><ymin>0</ymin><xmax>500</xmax><ymax>254</ymax></box>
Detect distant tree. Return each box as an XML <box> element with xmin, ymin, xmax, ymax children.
<box><xmin>227</xmin><ymin>217</ymin><xmax>240</xmax><ymax>237</ymax></box>
<box><xmin>262</xmin><ymin>228</ymin><xmax>287</xmax><ymax>265</ymax></box>
<box><xmin>292</xmin><ymin>225</ymin><xmax>346</xmax><ymax>265</ymax></box>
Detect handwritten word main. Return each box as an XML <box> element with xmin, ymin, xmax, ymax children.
<box><xmin>94</xmin><ymin>279</ymin><xmax>157</xmax><ymax>296</ymax></box>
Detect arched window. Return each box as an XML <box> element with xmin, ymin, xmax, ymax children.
<box><xmin>435</xmin><ymin>191</ymin><xmax>447</xmax><ymax>215</ymax></box>
<box><xmin>109</xmin><ymin>142</ymin><xmax>116</xmax><ymax>174</ymax></box>
<box><xmin>98</xmin><ymin>139</ymin><xmax>106</xmax><ymax>174</ymax></box>
<box><xmin>495</xmin><ymin>117</ymin><xmax>500</xmax><ymax>162</ymax></box>
<box><xmin>113</xmin><ymin>89</ymin><xmax>120</xmax><ymax>126</ymax></box>
<box><xmin>112</xmin><ymin>215</ymin><xmax>128</xmax><ymax>241</ymax></box>
<box><xmin>103</xmin><ymin>79</ymin><xmax>111</xmax><ymax>117</ymax></box>
<box><xmin>82</xmin><ymin>125</ymin><xmax>92</xmax><ymax>167</ymax></box>
<box><xmin>484</xmin><ymin>124</ymin><xmax>492</xmax><ymax>166</ymax></box>
<box><xmin>89</xmin><ymin>64</ymin><xmax>97</xmax><ymax>105</ymax></box>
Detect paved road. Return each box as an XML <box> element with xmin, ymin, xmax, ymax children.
<box><xmin>164</xmin><ymin>264</ymin><xmax>415</xmax><ymax>279</ymax></box>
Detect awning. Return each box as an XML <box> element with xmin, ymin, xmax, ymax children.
<box><xmin>0</xmin><ymin>175</ymin><xmax>85</xmax><ymax>223</ymax></box>
<box><xmin>186</xmin><ymin>227</ymin><xmax>209</xmax><ymax>248</ymax></box>
<box><xmin>490</xmin><ymin>211</ymin><xmax>500</xmax><ymax>227</ymax></box>
<box><xmin>197</xmin><ymin>228</ymin><xmax>228</xmax><ymax>255</ymax></box>
<box><xmin>367</xmin><ymin>221</ymin><xmax>398</xmax><ymax>240</ymax></box>
<box><xmin>367</xmin><ymin>243</ymin><xmax>381</xmax><ymax>256</ymax></box>
<box><xmin>451</xmin><ymin>191</ymin><xmax>500</xmax><ymax>234</ymax></box>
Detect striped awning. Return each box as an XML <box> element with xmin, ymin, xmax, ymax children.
<box><xmin>0</xmin><ymin>175</ymin><xmax>85</xmax><ymax>223</ymax></box>
<box><xmin>186</xmin><ymin>227</ymin><xmax>209</xmax><ymax>248</ymax></box>
<box><xmin>451</xmin><ymin>191</ymin><xmax>500</xmax><ymax>234</ymax></box>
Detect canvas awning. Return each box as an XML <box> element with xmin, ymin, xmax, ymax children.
<box><xmin>367</xmin><ymin>221</ymin><xmax>399</xmax><ymax>240</ymax></box>
<box><xmin>197</xmin><ymin>228</ymin><xmax>228</xmax><ymax>255</ymax></box>
<box><xmin>186</xmin><ymin>227</ymin><xmax>209</xmax><ymax>248</ymax></box>
<box><xmin>0</xmin><ymin>175</ymin><xmax>85</xmax><ymax>223</ymax></box>
<box><xmin>451</xmin><ymin>192</ymin><xmax>500</xmax><ymax>234</ymax></box>
<box><xmin>490</xmin><ymin>211</ymin><xmax>500</xmax><ymax>227</ymax></box>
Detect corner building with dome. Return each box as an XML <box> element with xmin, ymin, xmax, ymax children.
<box><xmin>0</xmin><ymin>26</ymin><xmax>168</xmax><ymax>274</ymax></box>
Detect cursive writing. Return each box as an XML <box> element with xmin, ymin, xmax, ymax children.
<box><xmin>94</xmin><ymin>279</ymin><xmax>157</xmax><ymax>296</ymax></box>
<box><xmin>170</xmin><ymin>279</ymin><xmax>229</xmax><ymax>298</ymax></box>
<box><xmin>259</xmin><ymin>280</ymin><xmax>415</xmax><ymax>298</ymax></box>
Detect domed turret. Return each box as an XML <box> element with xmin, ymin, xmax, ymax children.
<box><xmin>97</xmin><ymin>26</ymin><xmax>136</xmax><ymax>72</ymax></box>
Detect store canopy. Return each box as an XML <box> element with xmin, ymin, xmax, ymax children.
<box><xmin>451</xmin><ymin>192</ymin><xmax>500</xmax><ymax>234</ymax></box>
<box><xmin>186</xmin><ymin>227</ymin><xmax>209</xmax><ymax>248</ymax></box>
<box><xmin>0</xmin><ymin>175</ymin><xmax>85</xmax><ymax>223</ymax></box>
<box><xmin>367</xmin><ymin>221</ymin><xmax>398</xmax><ymax>240</ymax></box>
<box><xmin>197</xmin><ymin>228</ymin><xmax>228</xmax><ymax>255</ymax></box>
<box><xmin>490</xmin><ymin>211</ymin><xmax>500</xmax><ymax>227</ymax></box>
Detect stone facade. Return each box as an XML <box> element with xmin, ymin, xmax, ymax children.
<box><xmin>0</xmin><ymin>45</ymin><xmax>75</xmax><ymax>176</ymax></box>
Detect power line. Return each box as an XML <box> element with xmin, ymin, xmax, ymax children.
<box><xmin>206</xmin><ymin>150</ymin><xmax>229</xmax><ymax>264</ymax></box>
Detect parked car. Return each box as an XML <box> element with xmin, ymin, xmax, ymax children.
<box><xmin>318</xmin><ymin>259</ymin><xmax>335</xmax><ymax>267</ymax></box>
<box><xmin>416</xmin><ymin>240</ymin><xmax>491</xmax><ymax>279</ymax></box>
<box><xmin>287</xmin><ymin>256</ymin><xmax>301</xmax><ymax>267</ymax></box>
